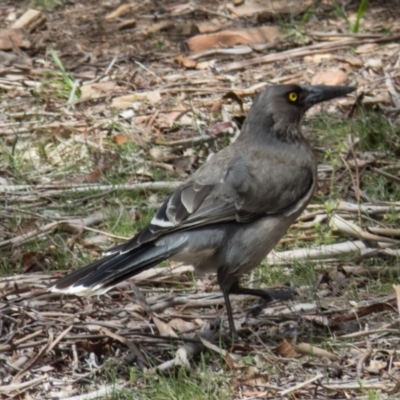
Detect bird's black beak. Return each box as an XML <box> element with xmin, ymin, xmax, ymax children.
<box><xmin>301</xmin><ymin>85</ymin><xmax>355</xmax><ymax>109</ymax></box>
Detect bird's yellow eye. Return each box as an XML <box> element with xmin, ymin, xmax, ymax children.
<box><xmin>288</xmin><ymin>92</ymin><xmax>298</xmax><ymax>102</ymax></box>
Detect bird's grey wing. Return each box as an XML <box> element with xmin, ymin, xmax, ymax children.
<box><xmin>104</xmin><ymin>155</ymin><xmax>239</xmax><ymax>255</ymax></box>
<box><xmin>106</xmin><ymin>149</ymin><xmax>314</xmax><ymax>255</ymax></box>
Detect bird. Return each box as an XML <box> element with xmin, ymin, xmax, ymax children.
<box><xmin>48</xmin><ymin>84</ymin><xmax>355</xmax><ymax>337</ymax></box>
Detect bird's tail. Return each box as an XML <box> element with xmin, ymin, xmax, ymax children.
<box><xmin>48</xmin><ymin>241</ymin><xmax>181</xmax><ymax>296</ymax></box>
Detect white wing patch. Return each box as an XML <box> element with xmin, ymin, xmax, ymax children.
<box><xmin>150</xmin><ymin>215</ymin><xmax>174</xmax><ymax>228</ymax></box>
<box><xmin>49</xmin><ymin>283</ymin><xmax>111</xmax><ymax>296</ymax></box>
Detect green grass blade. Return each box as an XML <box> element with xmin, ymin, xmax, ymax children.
<box><xmin>352</xmin><ymin>0</ymin><xmax>369</xmax><ymax>33</ymax></box>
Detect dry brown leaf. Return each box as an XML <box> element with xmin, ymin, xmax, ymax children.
<box><xmin>149</xmin><ymin>147</ymin><xmax>176</xmax><ymax>161</ymax></box>
<box><xmin>208</xmin><ymin>121</ymin><xmax>235</xmax><ymax>136</ymax></box>
<box><xmin>111</xmin><ymin>91</ymin><xmax>161</xmax><ymax>109</ymax></box>
<box><xmin>164</xmin><ymin>111</ymin><xmax>186</xmax><ymax>125</ymax></box>
<box><xmin>311</xmin><ymin>70</ymin><xmax>348</xmax><ymax>86</ymax></box>
<box><xmin>294</xmin><ymin>342</ymin><xmax>339</xmax><ymax>361</ymax></box>
<box><xmin>0</xmin><ymin>28</ymin><xmax>30</xmax><ymax>50</ymax></box>
<box><xmin>275</xmin><ymin>339</ymin><xmax>298</xmax><ymax>358</ymax></box>
<box><xmin>113</xmin><ymin>134</ymin><xmax>128</xmax><ymax>145</ymax></box>
<box><xmin>303</xmin><ymin>54</ymin><xmax>332</xmax><ymax>63</ymax></box>
<box><xmin>145</xmin><ymin>21</ymin><xmax>174</xmax><ymax>35</ymax></box>
<box><xmin>80</xmin><ymin>82</ymin><xmax>118</xmax><ymax>100</ymax></box>
<box><xmin>196</xmin><ymin>60</ymin><xmax>212</xmax><ymax>70</ymax></box>
<box><xmin>76</xmin><ymin>339</ymin><xmax>112</xmax><ymax>355</ymax></box>
<box><xmin>124</xmin><ymin>303</ymin><xmax>145</xmax><ymax>313</ymax></box>
<box><xmin>175</xmin><ymin>55</ymin><xmax>197</xmax><ymax>69</ymax></box>
<box><xmin>232</xmin><ymin>366</ymin><xmax>269</xmax><ymax>388</ymax></box>
<box><xmin>196</xmin><ymin>19</ymin><xmax>222</xmax><ymax>34</ymax></box>
<box><xmin>227</xmin><ymin>0</ymin><xmax>312</xmax><ymax>18</ymax></box>
<box><xmin>105</xmin><ymin>4</ymin><xmax>133</xmax><ymax>20</ymax></box>
<box><xmin>79</xmin><ymin>170</ymin><xmax>102</xmax><ymax>183</ymax></box>
<box><xmin>210</xmin><ymin>100</ymin><xmax>222</xmax><ymax>113</ymax></box>
<box><xmin>338</xmin><ymin>55</ymin><xmax>363</xmax><ymax>67</ymax></box>
<box><xmin>167</xmin><ymin>318</ymin><xmax>195</xmax><ymax>333</ymax></box>
<box><xmin>12</xmin><ymin>9</ymin><xmax>45</xmax><ymax>32</ymax></box>
<box><xmin>80</xmin><ymin>235</ymin><xmax>110</xmax><ymax>249</ymax></box>
<box><xmin>224</xmin><ymin>353</ymin><xmax>241</xmax><ymax>370</ymax></box>
<box><xmin>365</xmin><ymin>359</ymin><xmax>387</xmax><ymax>374</ymax></box>
<box><xmin>117</xmin><ymin>19</ymin><xmax>136</xmax><ymax>30</ymax></box>
<box><xmin>186</xmin><ymin>26</ymin><xmax>282</xmax><ymax>54</ymax></box>
<box><xmin>22</xmin><ymin>252</ymin><xmax>46</xmax><ymax>273</ymax></box>
<box><xmin>153</xmin><ymin>316</ymin><xmax>178</xmax><ymax>337</ymax></box>
<box><xmin>330</xmin><ymin>303</ymin><xmax>395</xmax><ymax>326</ymax></box>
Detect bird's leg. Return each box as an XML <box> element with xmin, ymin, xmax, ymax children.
<box><xmin>217</xmin><ymin>267</ymin><xmax>238</xmax><ymax>339</ymax></box>
<box><xmin>228</xmin><ymin>282</ymin><xmax>295</xmax><ymax>317</ymax></box>
<box><xmin>217</xmin><ymin>268</ymin><xmax>295</xmax><ymax>337</ymax></box>
<box><xmin>220</xmin><ymin>285</ymin><xmax>238</xmax><ymax>340</ymax></box>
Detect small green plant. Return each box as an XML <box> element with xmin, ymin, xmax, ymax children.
<box><xmin>155</xmin><ymin>40</ymin><xmax>164</xmax><ymax>52</ymax></box>
<box><xmin>30</xmin><ymin>0</ymin><xmax>63</xmax><ymax>10</ymax></box>
<box><xmin>333</xmin><ymin>0</ymin><xmax>369</xmax><ymax>33</ymax></box>
<box><xmin>105</xmin><ymin>362</ymin><xmax>232</xmax><ymax>400</ymax></box>
<box><xmin>367</xmin><ymin>390</ymin><xmax>379</xmax><ymax>400</ymax></box>
<box><xmin>47</xmin><ymin>48</ymin><xmax>81</xmax><ymax>101</ymax></box>
<box><xmin>292</xmin><ymin>261</ymin><xmax>318</xmax><ymax>287</ymax></box>
<box><xmin>354</xmin><ymin>110</ymin><xmax>399</xmax><ymax>152</ymax></box>
<box><xmin>257</xmin><ymin>261</ymin><xmax>288</xmax><ymax>287</ymax></box>
<box><xmin>298</xmin><ymin>1</ymin><xmax>318</xmax><ymax>30</ymax></box>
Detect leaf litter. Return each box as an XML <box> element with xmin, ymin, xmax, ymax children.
<box><xmin>0</xmin><ymin>0</ymin><xmax>400</xmax><ymax>398</ymax></box>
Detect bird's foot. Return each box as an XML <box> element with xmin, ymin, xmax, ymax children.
<box><xmin>247</xmin><ymin>287</ymin><xmax>297</xmax><ymax>317</ymax></box>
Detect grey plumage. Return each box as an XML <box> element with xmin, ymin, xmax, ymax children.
<box><xmin>48</xmin><ymin>84</ymin><xmax>355</xmax><ymax>336</ymax></box>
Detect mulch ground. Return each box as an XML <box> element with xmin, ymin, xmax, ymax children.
<box><xmin>1</xmin><ymin>0</ymin><xmax>400</xmax><ymax>398</ymax></box>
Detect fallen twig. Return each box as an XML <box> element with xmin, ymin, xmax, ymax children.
<box><xmin>59</xmin><ymin>384</ymin><xmax>127</xmax><ymax>400</ymax></box>
<box><xmin>280</xmin><ymin>373</ymin><xmax>324</xmax><ymax>396</ymax></box>
<box><xmin>0</xmin><ymin>181</ymin><xmax>181</xmax><ymax>194</ymax></box>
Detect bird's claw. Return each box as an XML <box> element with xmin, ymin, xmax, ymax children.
<box><xmin>247</xmin><ymin>287</ymin><xmax>297</xmax><ymax>317</ymax></box>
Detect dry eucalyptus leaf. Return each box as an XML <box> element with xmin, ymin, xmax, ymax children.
<box><xmin>113</xmin><ymin>133</ymin><xmax>128</xmax><ymax>145</ymax></box>
<box><xmin>167</xmin><ymin>318</ymin><xmax>195</xmax><ymax>332</ymax></box>
<box><xmin>12</xmin><ymin>9</ymin><xmax>45</xmax><ymax>32</ymax></box>
<box><xmin>105</xmin><ymin>4</ymin><xmax>133</xmax><ymax>19</ymax></box>
<box><xmin>304</xmin><ymin>54</ymin><xmax>332</xmax><ymax>63</ymax></box>
<box><xmin>0</xmin><ymin>28</ymin><xmax>30</xmax><ymax>49</ymax></box>
<box><xmin>111</xmin><ymin>91</ymin><xmax>161</xmax><ymax>109</ymax></box>
<box><xmin>80</xmin><ymin>82</ymin><xmax>118</xmax><ymax>100</ymax></box>
<box><xmin>175</xmin><ymin>54</ymin><xmax>197</xmax><ymax>69</ymax></box>
<box><xmin>311</xmin><ymin>70</ymin><xmax>347</xmax><ymax>86</ymax></box>
<box><xmin>153</xmin><ymin>316</ymin><xmax>178</xmax><ymax>337</ymax></box>
<box><xmin>227</xmin><ymin>0</ymin><xmax>312</xmax><ymax>17</ymax></box>
<box><xmin>186</xmin><ymin>26</ymin><xmax>282</xmax><ymax>54</ymax></box>
<box><xmin>232</xmin><ymin>366</ymin><xmax>269</xmax><ymax>388</ymax></box>
<box><xmin>365</xmin><ymin>58</ymin><xmax>383</xmax><ymax>70</ymax></box>
<box><xmin>149</xmin><ymin>147</ymin><xmax>176</xmax><ymax>161</ymax></box>
<box><xmin>275</xmin><ymin>339</ymin><xmax>298</xmax><ymax>358</ymax></box>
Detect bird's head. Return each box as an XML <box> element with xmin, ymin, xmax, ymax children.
<box><xmin>242</xmin><ymin>84</ymin><xmax>355</xmax><ymax>143</ymax></box>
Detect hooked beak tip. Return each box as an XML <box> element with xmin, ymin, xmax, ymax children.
<box><xmin>302</xmin><ymin>85</ymin><xmax>356</xmax><ymax>109</ymax></box>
